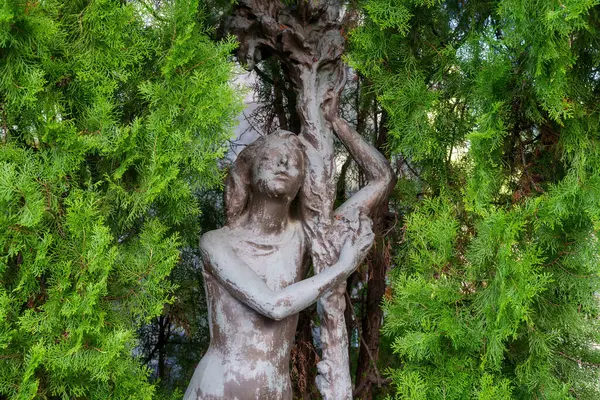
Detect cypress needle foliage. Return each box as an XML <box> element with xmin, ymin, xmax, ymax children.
<box><xmin>0</xmin><ymin>1</ymin><xmax>240</xmax><ymax>398</ymax></box>
<box><xmin>351</xmin><ymin>0</ymin><xmax>600</xmax><ymax>398</ymax></box>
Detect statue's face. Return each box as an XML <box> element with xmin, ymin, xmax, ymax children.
<box><xmin>251</xmin><ymin>136</ymin><xmax>304</xmax><ymax>200</ymax></box>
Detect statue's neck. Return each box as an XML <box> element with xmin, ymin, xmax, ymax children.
<box><xmin>243</xmin><ymin>194</ymin><xmax>292</xmax><ymax>236</ymax></box>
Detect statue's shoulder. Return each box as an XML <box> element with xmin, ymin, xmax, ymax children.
<box><xmin>199</xmin><ymin>227</ymin><xmax>231</xmax><ymax>257</ymax></box>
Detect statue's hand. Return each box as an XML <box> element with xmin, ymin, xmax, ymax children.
<box><xmin>321</xmin><ymin>89</ymin><xmax>340</xmax><ymax>125</ymax></box>
<box><xmin>338</xmin><ymin>213</ymin><xmax>374</xmax><ymax>268</ymax></box>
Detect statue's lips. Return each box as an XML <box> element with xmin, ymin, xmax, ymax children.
<box><xmin>274</xmin><ymin>171</ymin><xmax>291</xmax><ymax>180</ymax></box>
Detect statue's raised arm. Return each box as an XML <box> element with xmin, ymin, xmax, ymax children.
<box><xmin>324</xmin><ymin>90</ymin><xmax>396</xmax><ymax>219</ymax></box>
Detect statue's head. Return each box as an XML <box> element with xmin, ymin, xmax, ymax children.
<box><xmin>225</xmin><ymin>130</ymin><xmax>336</xmax><ymax>263</ymax></box>
<box><xmin>250</xmin><ymin>133</ymin><xmax>305</xmax><ymax>201</ymax></box>
<box><xmin>225</xmin><ymin>131</ymin><xmax>307</xmax><ymax>224</ymax></box>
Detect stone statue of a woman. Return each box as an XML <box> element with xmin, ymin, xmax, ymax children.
<box><xmin>183</xmin><ymin>105</ymin><xmax>394</xmax><ymax>399</ymax></box>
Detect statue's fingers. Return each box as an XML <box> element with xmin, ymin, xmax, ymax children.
<box><xmin>347</xmin><ymin>210</ymin><xmax>361</xmax><ymax>234</ymax></box>
<box><xmin>358</xmin><ymin>213</ymin><xmax>373</xmax><ymax>236</ymax></box>
<box><xmin>357</xmin><ymin>231</ymin><xmax>375</xmax><ymax>256</ymax></box>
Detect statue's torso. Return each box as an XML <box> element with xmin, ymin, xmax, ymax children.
<box><xmin>184</xmin><ymin>222</ymin><xmax>307</xmax><ymax>400</ymax></box>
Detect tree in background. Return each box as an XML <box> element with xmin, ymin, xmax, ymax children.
<box><xmin>350</xmin><ymin>0</ymin><xmax>600</xmax><ymax>398</ymax></box>
<box><xmin>0</xmin><ymin>1</ymin><xmax>239</xmax><ymax>398</ymax></box>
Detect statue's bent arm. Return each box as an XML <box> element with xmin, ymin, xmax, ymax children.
<box><xmin>200</xmin><ymin>230</ymin><xmax>372</xmax><ymax>321</ymax></box>
<box><xmin>327</xmin><ymin>109</ymin><xmax>396</xmax><ymax>218</ymax></box>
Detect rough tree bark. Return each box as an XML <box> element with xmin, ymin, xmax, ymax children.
<box><xmin>354</xmin><ymin>111</ymin><xmax>395</xmax><ymax>400</ymax></box>
<box><xmin>226</xmin><ymin>2</ymin><xmax>394</xmax><ymax>398</ymax></box>
<box><xmin>293</xmin><ymin>307</ymin><xmax>319</xmax><ymax>399</ymax></box>
<box><xmin>354</xmin><ymin>213</ymin><xmax>392</xmax><ymax>400</ymax></box>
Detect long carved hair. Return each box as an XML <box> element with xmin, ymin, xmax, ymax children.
<box><xmin>224</xmin><ymin>130</ymin><xmax>336</xmax><ymax>264</ymax></box>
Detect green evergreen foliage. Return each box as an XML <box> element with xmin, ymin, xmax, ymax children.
<box><xmin>137</xmin><ymin>188</ymin><xmax>225</xmax><ymax>397</ymax></box>
<box><xmin>351</xmin><ymin>0</ymin><xmax>600</xmax><ymax>398</ymax></box>
<box><xmin>0</xmin><ymin>1</ymin><xmax>240</xmax><ymax>398</ymax></box>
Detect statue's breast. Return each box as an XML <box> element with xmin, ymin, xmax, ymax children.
<box><xmin>226</xmin><ymin>223</ymin><xmax>306</xmax><ymax>290</ymax></box>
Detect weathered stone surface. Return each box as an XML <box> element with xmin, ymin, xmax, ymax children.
<box><xmin>185</xmin><ymin>1</ymin><xmax>396</xmax><ymax>398</ymax></box>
